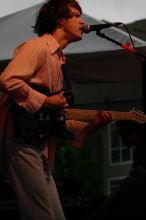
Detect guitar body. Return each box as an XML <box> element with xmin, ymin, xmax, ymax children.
<box><xmin>11</xmin><ymin>84</ymin><xmax>75</xmax><ymax>146</ymax></box>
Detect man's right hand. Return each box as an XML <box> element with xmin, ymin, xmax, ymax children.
<box><xmin>44</xmin><ymin>91</ymin><xmax>69</xmax><ymax>111</ymax></box>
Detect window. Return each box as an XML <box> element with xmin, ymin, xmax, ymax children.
<box><xmin>108</xmin><ymin>122</ymin><xmax>133</xmax><ymax>165</ymax></box>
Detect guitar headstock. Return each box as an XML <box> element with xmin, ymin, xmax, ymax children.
<box><xmin>130</xmin><ymin>109</ymin><xmax>146</xmax><ymax>124</ymax></box>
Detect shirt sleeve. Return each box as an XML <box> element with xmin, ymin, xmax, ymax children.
<box><xmin>0</xmin><ymin>39</ymin><xmax>47</xmax><ymax>113</ymax></box>
<box><xmin>66</xmin><ymin>119</ymin><xmax>89</xmax><ymax>148</ymax></box>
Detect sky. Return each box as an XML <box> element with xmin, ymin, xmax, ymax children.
<box><xmin>0</xmin><ymin>0</ymin><xmax>146</xmax><ymax>23</ymax></box>
<box><xmin>0</xmin><ymin>0</ymin><xmax>44</xmax><ymax>17</ymax></box>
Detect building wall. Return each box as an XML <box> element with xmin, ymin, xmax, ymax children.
<box><xmin>100</xmin><ymin>122</ymin><xmax>133</xmax><ymax>195</ymax></box>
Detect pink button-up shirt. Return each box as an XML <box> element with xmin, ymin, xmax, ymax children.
<box><xmin>0</xmin><ymin>34</ymin><xmax>65</xmax><ymax>113</ymax></box>
<box><xmin>0</xmin><ymin>34</ymin><xmax>88</xmax><ymax>166</ymax></box>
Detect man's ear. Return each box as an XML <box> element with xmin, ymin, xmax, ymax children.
<box><xmin>57</xmin><ymin>18</ymin><xmax>64</xmax><ymax>28</ymax></box>
<box><xmin>57</xmin><ymin>18</ymin><xmax>67</xmax><ymax>28</ymax></box>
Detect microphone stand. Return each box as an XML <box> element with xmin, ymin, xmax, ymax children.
<box><xmin>96</xmin><ymin>31</ymin><xmax>146</xmax><ymax>58</ymax></box>
<box><xmin>96</xmin><ymin>31</ymin><xmax>146</xmax><ymax>112</ymax></box>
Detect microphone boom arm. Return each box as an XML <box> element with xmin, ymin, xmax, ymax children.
<box><xmin>96</xmin><ymin>31</ymin><xmax>146</xmax><ymax>59</ymax></box>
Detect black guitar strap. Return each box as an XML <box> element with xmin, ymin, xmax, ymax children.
<box><xmin>62</xmin><ymin>64</ymin><xmax>74</xmax><ymax>106</ymax></box>
<box><xmin>62</xmin><ymin>64</ymin><xmax>72</xmax><ymax>90</ymax></box>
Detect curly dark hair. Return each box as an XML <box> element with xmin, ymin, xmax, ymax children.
<box><xmin>33</xmin><ymin>0</ymin><xmax>82</xmax><ymax>36</ymax></box>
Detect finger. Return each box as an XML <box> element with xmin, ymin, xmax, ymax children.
<box><xmin>59</xmin><ymin>91</ymin><xmax>64</xmax><ymax>97</ymax></box>
<box><xmin>103</xmin><ymin>111</ymin><xmax>112</xmax><ymax>118</ymax></box>
<box><xmin>64</xmin><ymin>103</ymin><xmax>69</xmax><ymax>108</ymax></box>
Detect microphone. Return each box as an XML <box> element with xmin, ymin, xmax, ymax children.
<box><xmin>83</xmin><ymin>22</ymin><xmax>122</xmax><ymax>33</ymax></box>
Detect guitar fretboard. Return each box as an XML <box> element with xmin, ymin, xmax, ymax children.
<box><xmin>65</xmin><ymin>109</ymin><xmax>146</xmax><ymax>124</ymax></box>
<box><xmin>66</xmin><ymin>109</ymin><xmax>98</xmax><ymax>120</ymax></box>
<box><xmin>110</xmin><ymin>111</ymin><xmax>132</xmax><ymax>121</ymax></box>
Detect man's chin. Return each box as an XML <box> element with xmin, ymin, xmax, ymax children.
<box><xmin>73</xmin><ymin>35</ymin><xmax>83</xmax><ymax>42</ymax></box>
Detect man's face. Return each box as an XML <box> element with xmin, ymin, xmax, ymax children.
<box><xmin>62</xmin><ymin>6</ymin><xmax>85</xmax><ymax>42</ymax></box>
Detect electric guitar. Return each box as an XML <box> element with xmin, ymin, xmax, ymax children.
<box><xmin>10</xmin><ymin>83</ymin><xmax>146</xmax><ymax>145</ymax></box>
<box><xmin>11</xmin><ymin>101</ymin><xmax>146</xmax><ymax>145</ymax></box>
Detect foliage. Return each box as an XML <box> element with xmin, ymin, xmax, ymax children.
<box><xmin>54</xmin><ymin>138</ymin><xmax>102</xmax><ymax>197</ymax></box>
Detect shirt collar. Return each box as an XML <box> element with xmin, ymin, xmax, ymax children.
<box><xmin>42</xmin><ymin>33</ymin><xmax>60</xmax><ymax>54</ymax></box>
<box><xmin>42</xmin><ymin>33</ymin><xmax>66</xmax><ymax>64</ymax></box>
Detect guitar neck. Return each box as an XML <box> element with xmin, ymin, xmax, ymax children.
<box><xmin>66</xmin><ymin>109</ymin><xmax>99</xmax><ymax>120</ymax></box>
<box><xmin>109</xmin><ymin>111</ymin><xmax>133</xmax><ymax>121</ymax></box>
<box><xmin>65</xmin><ymin>109</ymin><xmax>146</xmax><ymax>123</ymax></box>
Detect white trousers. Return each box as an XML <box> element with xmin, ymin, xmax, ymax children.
<box><xmin>5</xmin><ymin>138</ymin><xmax>66</xmax><ymax>220</ymax></box>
